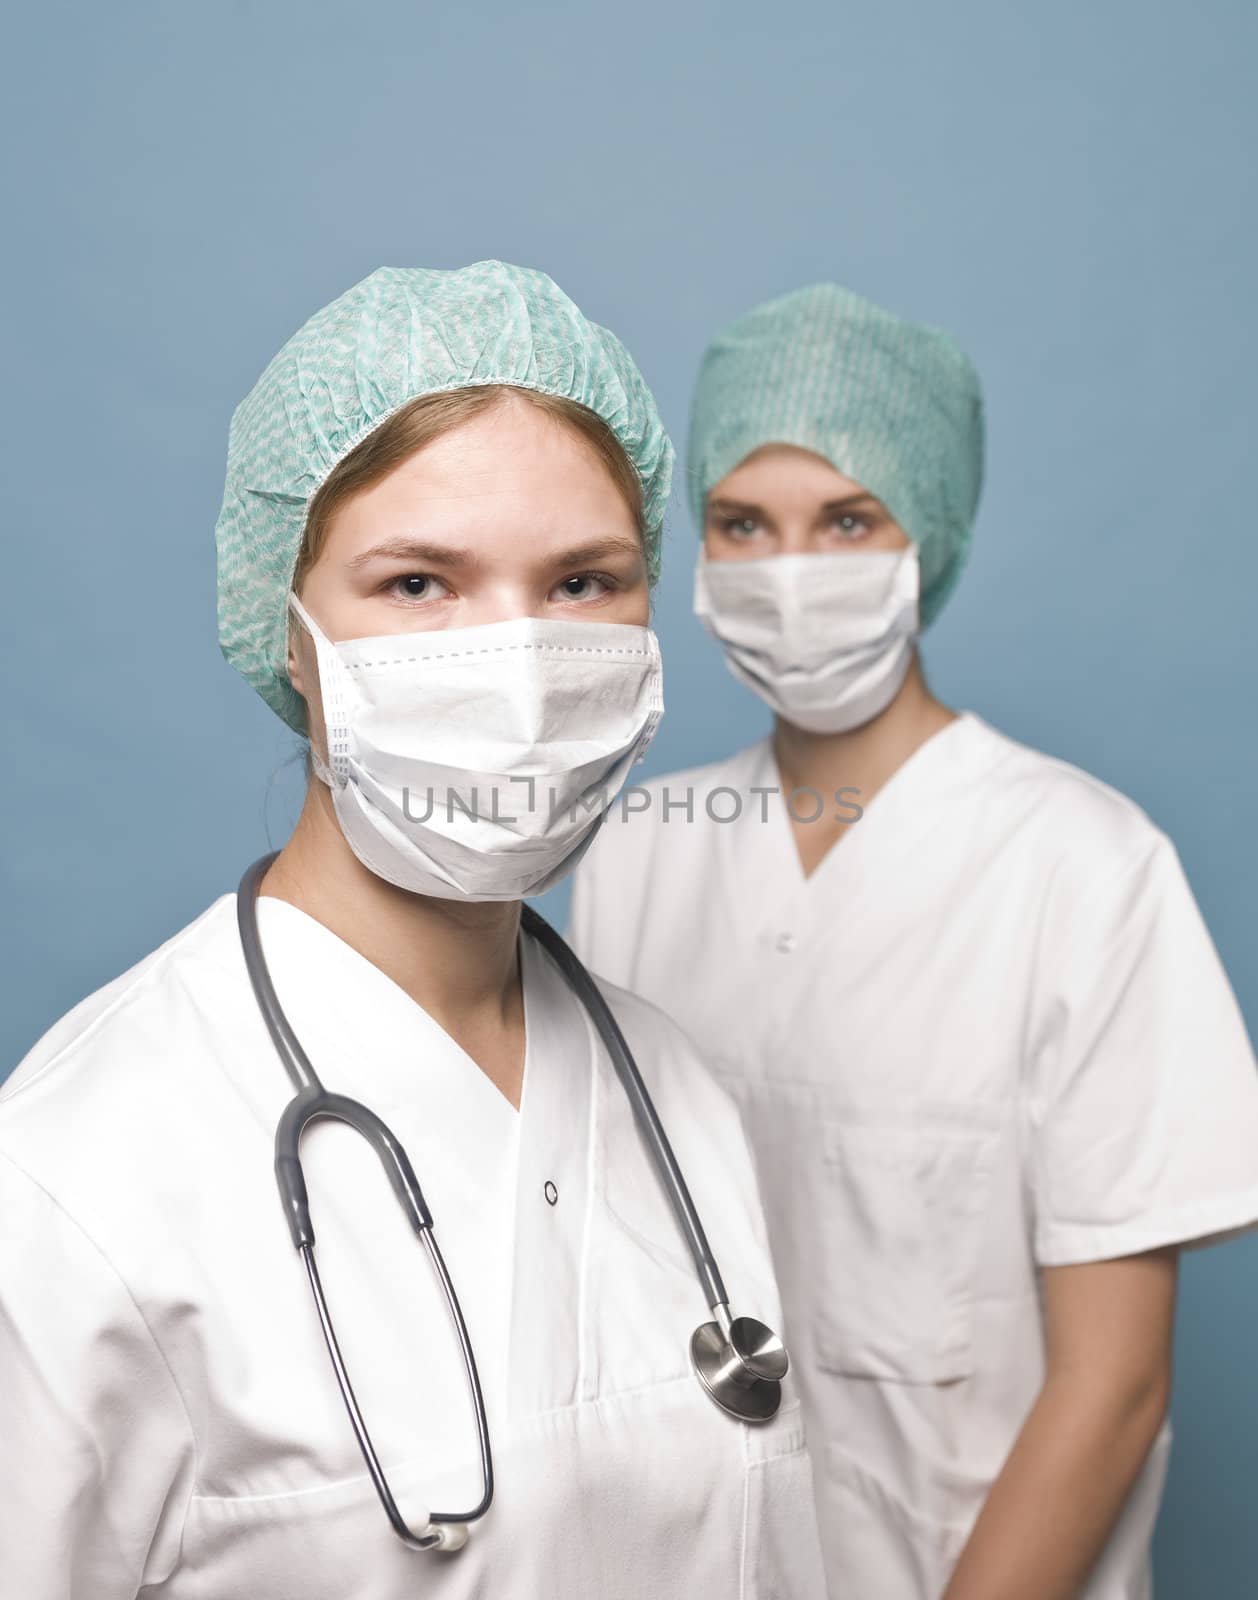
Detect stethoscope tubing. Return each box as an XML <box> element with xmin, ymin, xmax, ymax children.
<box><xmin>235</xmin><ymin>851</ymin><xmax>785</xmax><ymax>1553</ymax></box>
<box><xmin>519</xmin><ymin>904</ymin><xmax>729</xmax><ymax>1315</ymax></box>
<box><xmin>237</xmin><ymin>855</ymin><xmax>493</xmax><ymax>1541</ymax></box>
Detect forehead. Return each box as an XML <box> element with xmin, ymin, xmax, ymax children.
<box><xmin>709</xmin><ymin>443</ymin><xmax>871</xmax><ymax>507</ymax></box>
<box><xmin>324</xmin><ymin>395</ymin><xmax>638</xmax><ymax>553</ymax></box>
<box><xmin>371</xmin><ymin>395</ymin><xmax>612</xmax><ymax>500</ymax></box>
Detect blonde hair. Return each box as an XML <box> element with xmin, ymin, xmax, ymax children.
<box><xmin>296</xmin><ymin>384</ymin><xmax>645</xmax><ymax>586</ymax></box>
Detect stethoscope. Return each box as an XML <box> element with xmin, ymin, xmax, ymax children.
<box><xmin>236</xmin><ymin>853</ymin><xmax>789</xmax><ymax>1553</ymax></box>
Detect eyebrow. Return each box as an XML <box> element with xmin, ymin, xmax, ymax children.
<box><xmin>342</xmin><ymin>534</ymin><xmax>644</xmax><ymax>572</ymax></box>
<box><xmin>548</xmin><ymin>535</ymin><xmax>644</xmax><ymax>568</ymax></box>
<box><xmin>820</xmin><ymin>494</ymin><xmax>884</xmax><ymax>515</ymax></box>
<box><xmin>707</xmin><ymin>492</ymin><xmax>884</xmax><ymax>518</ymax></box>
<box><xmin>344</xmin><ymin>538</ymin><xmax>483</xmax><ymax>571</ymax></box>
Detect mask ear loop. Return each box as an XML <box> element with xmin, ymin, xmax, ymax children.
<box><xmin>635</xmin><ymin>632</ymin><xmax>665</xmax><ymax>762</ymax></box>
<box><xmin>891</xmin><ymin>545</ymin><xmax>924</xmax><ymax>636</ymax></box>
<box><xmin>288</xmin><ymin>594</ymin><xmax>354</xmax><ymax>787</ymax></box>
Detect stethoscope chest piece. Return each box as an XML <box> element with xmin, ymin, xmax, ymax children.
<box><xmin>690</xmin><ymin>1314</ymin><xmax>788</xmax><ymax>1423</ymax></box>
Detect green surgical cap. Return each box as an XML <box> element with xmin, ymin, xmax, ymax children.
<box><xmin>687</xmin><ymin>284</ymin><xmax>984</xmax><ymax>628</ymax></box>
<box><xmin>216</xmin><ymin>260</ymin><xmax>673</xmax><ymax>730</ymax></box>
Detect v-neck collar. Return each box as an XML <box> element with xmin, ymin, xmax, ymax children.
<box><xmin>719</xmin><ymin>713</ymin><xmax>1010</xmax><ymax>933</ymax></box>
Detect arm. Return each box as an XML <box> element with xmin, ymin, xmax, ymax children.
<box><xmin>942</xmin><ymin>1248</ymin><xmax>1177</xmax><ymax>1600</ymax></box>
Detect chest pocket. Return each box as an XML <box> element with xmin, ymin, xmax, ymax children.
<box><xmin>816</xmin><ymin>1103</ymin><xmax>1005</xmax><ymax>1384</ymax></box>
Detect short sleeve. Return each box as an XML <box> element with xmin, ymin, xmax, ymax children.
<box><xmin>0</xmin><ymin>1150</ymin><xmax>195</xmax><ymax>1597</ymax></box>
<box><xmin>1029</xmin><ymin>836</ymin><xmax>1258</xmax><ymax>1266</ymax></box>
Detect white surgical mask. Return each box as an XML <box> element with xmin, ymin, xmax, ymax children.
<box><xmin>693</xmin><ymin>547</ymin><xmax>920</xmax><ymax>734</ymax></box>
<box><xmin>289</xmin><ymin>596</ymin><xmax>663</xmax><ymax>901</ymax></box>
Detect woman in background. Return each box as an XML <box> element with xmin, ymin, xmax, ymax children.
<box><xmin>571</xmin><ymin>281</ymin><xmax>1258</xmax><ymax>1600</ymax></box>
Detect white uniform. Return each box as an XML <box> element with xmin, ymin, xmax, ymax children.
<box><xmin>570</xmin><ymin>712</ymin><xmax>1258</xmax><ymax>1600</ymax></box>
<box><xmin>0</xmin><ymin>894</ymin><xmax>826</xmax><ymax>1599</ymax></box>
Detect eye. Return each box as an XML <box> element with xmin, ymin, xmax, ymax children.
<box><xmin>389</xmin><ymin>572</ymin><xmax>451</xmax><ymax>603</ymax></box>
<box><xmin>720</xmin><ymin>516</ymin><xmax>762</xmax><ymax>540</ymax></box>
<box><xmin>552</xmin><ymin>571</ymin><xmax>612</xmax><ymax>603</ymax></box>
<box><xmin>830</xmin><ymin>513</ymin><xmax>872</xmax><ymax>541</ymax></box>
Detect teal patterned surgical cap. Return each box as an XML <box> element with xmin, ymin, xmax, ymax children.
<box><xmin>216</xmin><ymin>260</ymin><xmax>674</xmax><ymax>731</ymax></box>
<box><xmin>687</xmin><ymin>284</ymin><xmax>984</xmax><ymax>628</ymax></box>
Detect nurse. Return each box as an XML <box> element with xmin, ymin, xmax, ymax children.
<box><xmin>0</xmin><ymin>263</ymin><xmax>826</xmax><ymax>1598</ymax></box>
<box><xmin>570</xmin><ymin>283</ymin><xmax>1258</xmax><ymax>1599</ymax></box>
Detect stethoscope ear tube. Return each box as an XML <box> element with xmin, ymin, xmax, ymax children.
<box><xmin>236</xmin><ymin>853</ymin><xmax>321</xmax><ymax>1095</ymax></box>
<box><xmin>237</xmin><ymin>856</ymin><xmax>494</xmax><ymax>1545</ymax></box>
<box><xmin>274</xmin><ymin>1086</ymin><xmax>436</xmax><ymax>1249</ymax></box>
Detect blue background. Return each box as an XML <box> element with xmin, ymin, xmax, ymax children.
<box><xmin>2</xmin><ymin>1</ymin><xmax>1255</xmax><ymax>1589</ymax></box>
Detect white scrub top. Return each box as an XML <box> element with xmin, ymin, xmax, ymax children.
<box><xmin>0</xmin><ymin>894</ymin><xmax>827</xmax><ymax>1599</ymax></box>
<box><xmin>570</xmin><ymin>712</ymin><xmax>1258</xmax><ymax>1600</ymax></box>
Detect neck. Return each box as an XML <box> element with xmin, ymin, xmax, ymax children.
<box><xmin>773</xmin><ymin>653</ymin><xmax>957</xmax><ymax>855</ymax></box>
<box><xmin>261</xmin><ymin>778</ymin><xmax>526</xmax><ymax>1105</ymax></box>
